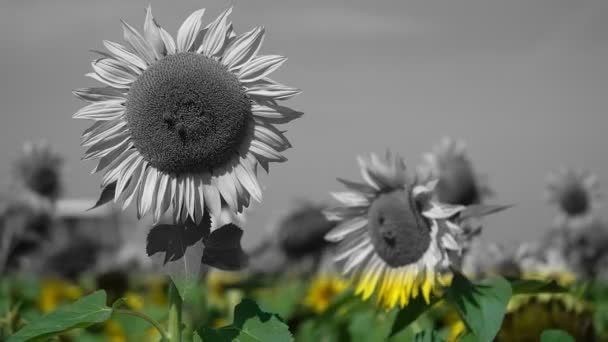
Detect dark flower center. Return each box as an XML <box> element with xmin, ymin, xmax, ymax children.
<box><xmin>125</xmin><ymin>52</ymin><xmax>252</xmax><ymax>174</ymax></box>
<box><xmin>560</xmin><ymin>184</ymin><xmax>589</xmax><ymax>216</ymax></box>
<box><xmin>367</xmin><ymin>189</ymin><xmax>431</xmax><ymax>267</ymax></box>
<box><xmin>27</xmin><ymin>167</ymin><xmax>61</xmax><ymax>199</ymax></box>
<box><xmin>436</xmin><ymin>159</ymin><xmax>480</xmax><ymax>206</ymax></box>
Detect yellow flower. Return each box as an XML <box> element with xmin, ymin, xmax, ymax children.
<box><xmin>38</xmin><ymin>278</ymin><xmax>83</xmax><ymax>313</ymax></box>
<box><xmin>206</xmin><ymin>270</ymin><xmax>244</xmax><ymax>309</ymax></box>
<box><xmin>104</xmin><ymin>320</ymin><xmax>127</xmax><ymax>342</ymax></box>
<box><xmin>325</xmin><ymin>152</ymin><xmax>465</xmax><ymax>310</ymax></box>
<box><xmin>304</xmin><ymin>275</ymin><xmax>349</xmax><ymax>314</ymax></box>
<box><xmin>124</xmin><ymin>291</ymin><xmax>145</xmax><ymax>312</ymax></box>
<box><xmin>496</xmin><ymin>293</ymin><xmax>594</xmax><ymax>342</ymax></box>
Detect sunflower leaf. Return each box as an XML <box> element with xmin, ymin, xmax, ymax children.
<box><xmin>510</xmin><ymin>279</ymin><xmax>567</xmax><ymax>295</ymax></box>
<box><xmin>7</xmin><ymin>290</ymin><xmax>111</xmax><ymax>342</ymax></box>
<box><xmin>198</xmin><ymin>299</ymin><xmax>293</xmax><ymax>342</ymax></box>
<box><xmin>201</xmin><ymin>223</ymin><xmax>249</xmax><ymax>271</ymax></box>
<box><xmin>458</xmin><ymin>204</ymin><xmax>512</xmax><ymax>220</ymax></box>
<box><xmin>541</xmin><ymin>329</ymin><xmax>575</xmax><ymax>342</ymax></box>
<box><xmin>146</xmin><ymin>215</ymin><xmax>210</xmax><ymax>264</ymax></box>
<box><xmin>413</xmin><ymin>329</ymin><xmax>443</xmax><ymax>342</ymax></box>
<box><xmin>445</xmin><ymin>273</ymin><xmax>512</xmax><ymax>342</ymax></box>
<box><xmin>390</xmin><ymin>295</ymin><xmax>439</xmax><ymax>337</ymax></box>
<box><xmin>89</xmin><ymin>182</ymin><xmax>116</xmax><ymax>210</ymax></box>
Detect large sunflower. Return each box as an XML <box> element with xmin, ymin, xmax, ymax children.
<box><xmin>74</xmin><ymin>5</ymin><xmax>301</xmax><ymax>224</ymax></box>
<box><xmin>546</xmin><ymin>167</ymin><xmax>601</xmax><ymax>228</ymax></box>
<box><xmin>324</xmin><ymin>152</ymin><xmax>465</xmax><ymax>310</ymax></box>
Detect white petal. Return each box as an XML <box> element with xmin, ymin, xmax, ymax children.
<box><xmin>86</xmin><ymin>72</ymin><xmax>130</xmax><ymax>89</ymax></box>
<box><xmin>91</xmin><ymin>59</ymin><xmax>137</xmax><ymax>85</ymax></box>
<box><xmin>422</xmin><ymin>203</ymin><xmax>465</xmax><ymax>220</ymax></box>
<box><xmin>344</xmin><ymin>245</ymin><xmax>374</xmax><ymax>274</ymax></box>
<box><xmin>246</xmin><ymin>83</ymin><xmax>301</xmax><ymax>101</ymax></box>
<box><xmin>223</xmin><ymin>26</ymin><xmax>265</xmax><ymax>70</ymax></box>
<box><xmin>103</xmin><ymin>40</ymin><xmax>147</xmax><ymax>71</ymax></box>
<box><xmin>121</xmin><ymin>159</ymin><xmax>146</xmax><ymax>210</ymax></box>
<box><xmin>330</xmin><ymin>191</ymin><xmax>369</xmax><ymax>207</ymax></box>
<box><xmin>153</xmin><ymin>173</ymin><xmax>171</xmax><ymax>223</ymax></box>
<box><xmin>441</xmin><ymin>234</ymin><xmax>460</xmax><ymax>251</ymax></box>
<box><xmin>73</xmin><ymin>87</ymin><xmax>126</xmax><ymax>103</ymax></box>
<box><xmin>253</xmin><ymin>124</ymin><xmax>290</xmax><ymax>151</ymax></box>
<box><xmin>176</xmin><ymin>8</ymin><xmax>206</xmax><ymax>52</ymax></box>
<box><xmin>139</xmin><ymin>167</ymin><xmax>159</xmax><ymax>218</ymax></box>
<box><xmin>193</xmin><ymin>176</ymin><xmax>206</xmax><ymax>224</ymax></box>
<box><xmin>121</xmin><ymin>20</ymin><xmax>156</xmax><ymax>64</ymax></box>
<box><xmin>235</xmin><ymin>163</ymin><xmax>262</xmax><ymax>203</ymax></box>
<box><xmin>92</xmin><ymin>140</ymin><xmax>132</xmax><ymax>173</ymax></box>
<box><xmin>325</xmin><ymin>217</ymin><xmax>368</xmax><ymax>242</ymax></box>
<box><xmin>198</xmin><ymin>7</ymin><xmax>232</xmax><ymax>56</ymax></box>
<box><xmin>143</xmin><ymin>5</ymin><xmax>166</xmax><ymax>59</ymax></box>
<box><xmin>251</xmin><ymin>103</ymin><xmax>303</xmax><ymax>124</ymax></box>
<box><xmin>250</xmin><ymin>140</ymin><xmax>286</xmax><ymax>162</ymax></box>
<box><xmin>238</xmin><ymin>55</ymin><xmax>286</xmax><ymax>83</ymax></box>
<box><xmin>203</xmin><ymin>181</ymin><xmax>221</xmax><ymax>220</ymax></box>
<box><xmin>114</xmin><ymin>152</ymin><xmax>141</xmax><ymax>201</ymax></box>
<box><xmin>73</xmin><ymin>101</ymin><xmax>124</xmax><ymax>121</ymax></box>
<box><xmin>216</xmin><ymin>173</ymin><xmax>237</xmax><ymax>211</ymax></box>
<box><xmin>185</xmin><ymin>176</ymin><xmax>197</xmax><ymax>222</ymax></box>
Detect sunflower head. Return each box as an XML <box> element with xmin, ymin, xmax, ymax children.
<box><xmin>325</xmin><ymin>152</ymin><xmax>465</xmax><ymax>310</ymax></box>
<box><xmin>304</xmin><ymin>274</ymin><xmax>349</xmax><ymax>313</ymax></box>
<box><xmin>13</xmin><ymin>141</ymin><xmax>63</xmax><ymax>200</ymax></box>
<box><xmin>497</xmin><ymin>293</ymin><xmax>595</xmax><ymax>342</ymax></box>
<box><xmin>418</xmin><ymin>138</ymin><xmax>491</xmax><ymax>207</ymax></box>
<box><xmin>74</xmin><ymin>5</ymin><xmax>301</xmax><ymax>224</ymax></box>
<box><xmin>277</xmin><ymin>203</ymin><xmax>337</xmax><ymax>259</ymax></box>
<box><xmin>546</xmin><ymin>167</ymin><xmax>601</xmax><ymax>223</ymax></box>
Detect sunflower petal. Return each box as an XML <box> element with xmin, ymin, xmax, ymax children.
<box><xmin>143</xmin><ymin>5</ymin><xmax>166</xmax><ymax>59</ymax></box>
<box><xmin>103</xmin><ymin>40</ymin><xmax>147</xmax><ymax>71</ymax></box>
<box><xmin>223</xmin><ymin>26</ymin><xmax>265</xmax><ymax>70</ymax></box>
<box><xmin>177</xmin><ymin>8</ymin><xmax>206</xmax><ymax>52</ymax></box>
<box><xmin>238</xmin><ymin>55</ymin><xmax>286</xmax><ymax>83</ymax></box>
<box><xmin>73</xmin><ymin>87</ymin><xmax>126</xmax><ymax>103</ymax></box>
<box><xmin>198</xmin><ymin>7</ymin><xmax>232</xmax><ymax>56</ymax></box>
<box><xmin>121</xmin><ymin>20</ymin><xmax>156</xmax><ymax>64</ymax></box>
<box><xmin>325</xmin><ymin>217</ymin><xmax>368</xmax><ymax>242</ymax></box>
<box><xmin>251</xmin><ymin>103</ymin><xmax>303</xmax><ymax>124</ymax></box>
<box><xmin>73</xmin><ymin>101</ymin><xmax>124</xmax><ymax>121</ymax></box>
<box><xmin>246</xmin><ymin>83</ymin><xmax>301</xmax><ymax>101</ymax></box>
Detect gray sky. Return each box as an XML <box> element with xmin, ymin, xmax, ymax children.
<box><xmin>1</xmin><ymin>0</ymin><xmax>607</xmax><ymax>246</ymax></box>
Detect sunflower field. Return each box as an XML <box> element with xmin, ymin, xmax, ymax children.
<box><xmin>2</xmin><ymin>2</ymin><xmax>608</xmax><ymax>342</ymax></box>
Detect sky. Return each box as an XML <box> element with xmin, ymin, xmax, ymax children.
<box><xmin>0</xmin><ymin>0</ymin><xmax>607</xmax><ymax>247</ymax></box>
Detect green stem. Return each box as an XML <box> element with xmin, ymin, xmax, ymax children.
<box><xmin>167</xmin><ymin>280</ymin><xmax>183</xmax><ymax>342</ymax></box>
<box><xmin>114</xmin><ymin>309</ymin><xmax>169</xmax><ymax>341</ymax></box>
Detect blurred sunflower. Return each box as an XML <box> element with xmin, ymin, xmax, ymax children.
<box><xmin>303</xmin><ymin>274</ymin><xmax>349</xmax><ymax>313</ymax></box>
<box><xmin>325</xmin><ymin>152</ymin><xmax>465</xmax><ymax>310</ymax></box>
<box><xmin>206</xmin><ymin>269</ymin><xmax>244</xmax><ymax>309</ymax></box>
<box><xmin>38</xmin><ymin>278</ymin><xmax>83</xmax><ymax>313</ymax></box>
<box><xmin>496</xmin><ymin>293</ymin><xmax>595</xmax><ymax>342</ymax></box>
<box><xmin>418</xmin><ymin>138</ymin><xmax>491</xmax><ymax>207</ymax></box>
<box><xmin>74</xmin><ymin>5</ymin><xmax>301</xmax><ymax>224</ymax></box>
<box><xmin>517</xmin><ymin>245</ymin><xmax>576</xmax><ymax>287</ymax></box>
<box><xmin>546</xmin><ymin>167</ymin><xmax>601</xmax><ymax>228</ymax></box>
<box><xmin>13</xmin><ymin>141</ymin><xmax>63</xmax><ymax>201</ymax></box>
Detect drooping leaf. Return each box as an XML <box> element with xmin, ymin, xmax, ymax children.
<box><xmin>8</xmin><ymin>290</ymin><xmax>112</xmax><ymax>342</ymax></box>
<box><xmin>540</xmin><ymin>329</ymin><xmax>575</xmax><ymax>342</ymax></box>
<box><xmin>459</xmin><ymin>204</ymin><xmax>512</xmax><ymax>221</ymax></box>
<box><xmin>510</xmin><ymin>279</ymin><xmax>567</xmax><ymax>295</ymax></box>
<box><xmin>202</xmin><ymin>223</ymin><xmax>249</xmax><ymax>271</ymax></box>
<box><xmin>199</xmin><ymin>298</ymin><xmax>293</xmax><ymax>342</ymax></box>
<box><xmin>390</xmin><ymin>295</ymin><xmax>439</xmax><ymax>337</ymax></box>
<box><xmin>146</xmin><ymin>215</ymin><xmax>210</xmax><ymax>264</ymax></box>
<box><xmin>88</xmin><ymin>182</ymin><xmax>116</xmax><ymax>210</ymax></box>
<box><xmin>445</xmin><ymin>273</ymin><xmax>512</xmax><ymax>342</ymax></box>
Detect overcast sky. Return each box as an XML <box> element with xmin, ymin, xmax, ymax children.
<box><xmin>1</xmin><ymin>0</ymin><xmax>607</xmax><ymax>246</ymax></box>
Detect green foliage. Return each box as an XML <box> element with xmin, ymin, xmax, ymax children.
<box><xmin>7</xmin><ymin>290</ymin><xmax>112</xmax><ymax>342</ymax></box>
<box><xmin>445</xmin><ymin>274</ymin><xmax>512</xmax><ymax>342</ymax></box>
<box><xmin>413</xmin><ymin>330</ymin><xmax>443</xmax><ymax>342</ymax></box>
<box><xmin>540</xmin><ymin>329</ymin><xmax>575</xmax><ymax>342</ymax></box>
<box><xmin>510</xmin><ymin>279</ymin><xmax>567</xmax><ymax>295</ymax></box>
<box><xmin>348</xmin><ymin>309</ymin><xmax>397</xmax><ymax>342</ymax></box>
<box><xmin>199</xmin><ymin>298</ymin><xmax>293</xmax><ymax>342</ymax></box>
<box><xmin>390</xmin><ymin>295</ymin><xmax>439</xmax><ymax>337</ymax></box>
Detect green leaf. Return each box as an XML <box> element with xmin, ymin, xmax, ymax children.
<box><xmin>445</xmin><ymin>274</ymin><xmax>512</xmax><ymax>342</ymax></box>
<box><xmin>8</xmin><ymin>290</ymin><xmax>112</xmax><ymax>342</ymax></box>
<box><xmin>255</xmin><ymin>281</ymin><xmax>307</xmax><ymax>320</ymax></box>
<box><xmin>510</xmin><ymin>279</ymin><xmax>567</xmax><ymax>295</ymax></box>
<box><xmin>349</xmin><ymin>310</ymin><xmax>398</xmax><ymax>342</ymax></box>
<box><xmin>199</xmin><ymin>298</ymin><xmax>293</xmax><ymax>342</ymax></box>
<box><xmin>540</xmin><ymin>329</ymin><xmax>575</xmax><ymax>342</ymax></box>
<box><xmin>413</xmin><ymin>330</ymin><xmax>444</xmax><ymax>342</ymax></box>
<box><xmin>390</xmin><ymin>295</ymin><xmax>438</xmax><ymax>337</ymax></box>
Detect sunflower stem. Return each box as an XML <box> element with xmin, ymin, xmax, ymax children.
<box><xmin>167</xmin><ymin>279</ymin><xmax>183</xmax><ymax>342</ymax></box>
<box><xmin>114</xmin><ymin>309</ymin><xmax>169</xmax><ymax>341</ymax></box>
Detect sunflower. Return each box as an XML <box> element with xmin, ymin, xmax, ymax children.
<box><xmin>73</xmin><ymin>5</ymin><xmax>301</xmax><ymax>224</ymax></box>
<box><xmin>418</xmin><ymin>137</ymin><xmax>491</xmax><ymax>207</ymax></box>
<box><xmin>324</xmin><ymin>152</ymin><xmax>465</xmax><ymax>310</ymax></box>
<box><xmin>304</xmin><ymin>274</ymin><xmax>349</xmax><ymax>313</ymax></box>
<box><xmin>516</xmin><ymin>244</ymin><xmax>576</xmax><ymax>287</ymax></box>
<box><xmin>496</xmin><ymin>293</ymin><xmax>594</xmax><ymax>342</ymax></box>
<box><xmin>13</xmin><ymin>141</ymin><xmax>63</xmax><ymax>201</ymax></box>
<box><xmin>546</xmin><ymin>167</ymin><xmax>601</xmax><ymax>228</ymax></box>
